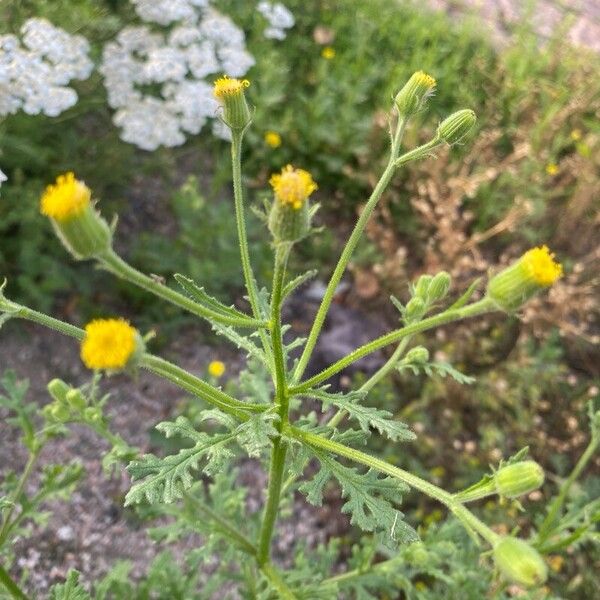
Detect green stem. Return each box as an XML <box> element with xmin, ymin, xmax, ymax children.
<box><xmin>291</xmin><ymin>298</ymin><xmax>494</xmax><ymax>394</ymax></box>
<box><xmin>289</xmin><ymin>426</ymin><xmax>499</xmax><ymax>547</ymax></box>
<box><xmin>260</xmin><ymin>563</ymin><xmax>298</xmax><ymax>599</ymax></box>
<box><xmin>537</xmin><ymin>432</ymin><xmax>599</xmax><ymax>543</ymax></box>
<box><xmin>230</xmin><ymin>131</ymin><xmax>273</xmax><ymax>365</ymax></box>
<box><xmin>257</xmin><ymin>244</ymin><xmax>291</xmax><ymax>565</ymax></box>
<box><xmin>0</xmin><ymin>449</ymin><xmax>40</xmax><ymax>548</ymax></box>
<box><xmin>0</xmin><ymin>565</ymin><xmax>30</xmax><ymax>600</ymax></box>
<box><xmin>99</xmin><ymin>250</ymin><xmax>265</xmax><ymax>329</ymax></box>
<box><xmin>292</xmin><ymin>117</ymin><xmax>407</xmax><ymax>383</ymax></box>
<box><xmin>141</xmin><ymin>354</ymin><xmax>266</xmax><ymax>420</ymax></box>
<box><xmin>184</xmin><ymin>493</ymin><xmax>257</xmax><ymax>556</ymax></box>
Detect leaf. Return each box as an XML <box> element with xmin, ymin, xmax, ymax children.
<box><xmin>174</xmin><ymin>274</ymin><xmax>251</xmax><ymax>320</ymax></box>
<box><xmin>447</xmin><ymin>278</ymin><xmax>482</xmax><ymax>311</ymax></box>
<box><xmin>299</xmin><ymin>447</ymin><xmax>417</xmax><ymax>545</ymax></box>
<box><xmin>282</xmin><ymin>269</ymin><xmax>318</xmax><ymax>300</ymax></box>
<box><xmin>306</xmin><ymin>389</ymin><xmax>416</xmax><ymax>442</ymax></box>
<box><xmin>125</xmin><ymin>417</ymin><xmax>236</xmax><ymax>505</ymax></box>
<box><xmin>49</xmin><ymin>570</ymin><xmax>91</xmax><ymax>600</ymax></box>
<box><xmin>398</xmin><ymin>361</ymin><xmax>475</xmax><ymax>385</ymax></box>
<box><xmin>211</xmin><ymin>322</ymin><xmax>268</xmax><ymax>365</ymax></box>
<box><xmin>235</xmin><ymin>412</ymin><xmax>278</xmax><ymax>457</ymax></box>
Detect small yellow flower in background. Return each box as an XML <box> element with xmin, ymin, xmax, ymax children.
<box><xmin>40</xmin><ymin>172</ymin><xmax>91</xmax><ymax>222</ymax></box>
<box><xmin>570</xmin><ymin>129</ymin><xmax>582</xmax><ymax>141</ymax></box>
<box><xmin>321</xmin><ymin>46</ymin><xmax>335</xmax><ymax>60</ymax></box>
<box><xmin>208</xmin><ymin>360</ymin><xmax>226</xmax><ymax>378</ymax></box>
<box><xmin>81</xmin><ymin>318</ymin><xmax>138</xmax><ymax>370</ymax></box>
<box><xmin>414</xmin><ymin>582</ymin><xmax>428</xmax><ymax>592</ymax></box>
<box><xmin>547</xmin><ymin>555</ymin><xmax>564</xmax><ymax>573</ymax></box>
<box><xmin>213</xmin><ymin>76</ymin><xmax>250</xmax><ymax>99</ymax></box>
<box><xmin>264</xmin><ymin>131</ymin><xmax>282</xmax><ymax>148</ymax></box>
<box><xmin>521</xmin><ymin>245</ymin><xmax>563</xmax><ymax>286</ymax></box>
<box><xmin>270</xmin><ymin>165</ymin><xmax>318</xmax><ymax>210</ymax></box>
<box><xmin>545</xmin><ymin>162</ymin><xmax>559</xmax><ymax>176</ymax></box>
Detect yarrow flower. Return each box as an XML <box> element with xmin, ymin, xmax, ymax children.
<box><xmin>269</xmin><ymin>165</ymin><xmax>318</xmax><ymax>210</ymax></box>
<box><xmin>0</xmin><ymin>169</ymin><xmax>7</xmax><ymax>190</ymax></box>
<box><xmin>487</xmin><ymin>245</ymin><xmax>562</xmax><ymax>311</ymax></box>
<box><xmin>40</xmin><ymin>173</ymin><xmax>111</xmax><ymax>259</ymax></box>
<box><xmin>257</xmin><ymin>2</ymin><xmax>295</xmax><ymax>40</ymax></box>
<box><xmin>264</xmin><ymin>131</ymin><xmax>282</xmax><ymax>148</ymax></box>
<box><xmin>40</xmin><ymin>172</ymin><xmax>90</xmax><ymax>222</ymax></box>
<box><xmin>81</xmin><ymin>318</ymin><xmax>140</xmax><ymax>370</ymax></box>
<box><xmin>208</xmin><ymin>360</ymin><xmax>226</xmax><ymax>378</ymax></box>
<box><xmin>99</xmin><ymin>7</ymin><xmax>255</xmax><ymax>149</ymax></box>
<box><xmin>0</xmin><ymin>18</ymin><xmax>92</xmax><ymax>117</ymax></box>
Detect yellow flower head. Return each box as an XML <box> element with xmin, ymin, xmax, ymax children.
<box><xmin>264</xmin><ymin>131</ymin><xmax>282</xmax><ymax>148</ymax></box>
<box><xmin>321</xmin><ymin>46</ymin><xmax>335</xmax><ymax>60</ymax></box>
<box><xmin>521</xmin><ymin>245</ymin><xmax>562</xmax><ymax>286</ymax></box>
<box><xmin>545</xmin><ymin>163</ymin><xmax>559</xmax><ymax>176</ymax></box>
<box><xmin>40</xmin><ymin>172</ymin><xmax>91</xmax><ymax>222</ymax></box>
<box><xmin>413</xmin><ymin>70</ymin><xmax>436</xmax><ymax>89</ymax></box>
<box><xmin>81</xmin><ymin>318</ymin><xmax>138</xmax><ymax>370</ymax></box>
<box><xmin>208</xmin><ymin>360</ymin><xmax>226</xmax><ymax>378</ymax></box>
<box><xmin>269</xmin><ymin>165</ymin><xmax>318</xmax><ymax>210</ymax></box>
<box><xmin>570</xmin><ymin>129</ymin><xmax>582</xmax><ymax>141</ymax></box>
<box><xmin>213</xmin><ymin>76</ymin><xmax>250</xmax><ymax>99</ymax></box>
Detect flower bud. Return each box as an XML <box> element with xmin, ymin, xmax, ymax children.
<box><xmin>40</xmin><ymin>173</ymin><xmax>111</xmax><ymax>260</ymax></box>
<box><xmin>437</xmin><ymin>109</ymin><xmax>476</xmax><ymax>145</ymax></box>
<box><xmin>495</xmin><ymin>461</ymin><xmax>544</xmax><ymax>499</ymax></box>
<box><xmin>404</xmin><ymin>346</ymin><xmax>429</xmax><ymax>365</ymax></box>
<box><xmin>395</xmin><ymin>71</ymin><xmax>436</xmax><ymax>117</ymax></box>
<box><xmin>427</xmin><ymin>271</ymin><xmax>451</xmax><ymax>302</ymax></box>
<box><xmin>47</xmin><ymin>379</ymin><xmax>70</xmax><ymax>403</ymax></box>
<box><xmin>493</xmin><ymin>537</ymin><xmax>547</xmax><ymax>588</ymax></box>
<box><xmin>405</xmin><ymin>296</ymin><xmax>425</xmax><ymax>321</ymax></box>
<box><xmin>487</xmin><ymin>246</ymin><xmax>562</xmax><ymax>312</ymax></box>
<box><xmin>414</xmin><ymin>274</ymin><xmax>433</xmax><ymax>299</ymax></box>
<box><xmin>268</xmin><ymin>165</ymin><xmax>317</xmax><ymax>243</ymax></box>
<box><xmin>66</xmin><ymin>388</ymin><xmax>87</xmax><ymax>411</ymax></box>
<box><xmin>213</xmin><ymin>76</ymin><xmax>252</xmax><ymax>131</ymax></box>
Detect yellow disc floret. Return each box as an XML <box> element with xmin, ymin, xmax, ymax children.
<box><xmin>269</xmin><ymin>165</ymin><xmax>318</xmax><ymax>210</ymax></box>
<box><xmin>81</xmin><ymin>318</ymin><xmax>137</xmax><ymax>370</ymax></box>
<box><xmin>264</xmin><ymin>131</ymin><xmax>282</xmax><ymax>148</ymax></box>
<box><xmin>40</xmin><ymin>172</ymin><xmax>91</xmax><ymax>222</ymax></box>
<box><xmin>521</xmin><ymin>246</ymin><xmax>562</xmax><ymax>286</ymax></box>
<box><xmin>414</xmin><ymin>70</ymin><xmax>436</xmax><ymax>89</ymax></box>
<box><xmin>213</xmin><ymin>76</ymin><xmax>250</xmax><ymax>99</ymax></box>
<box><xmin>208</xmin><ymin>360</ymin><xmax>226</xmax><ymax>378</ymax></box>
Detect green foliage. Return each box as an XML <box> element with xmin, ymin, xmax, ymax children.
<box><xmin>48</xmin><ymin>570</ymin><xmax>91</xmax><ymax>600</ymax></box>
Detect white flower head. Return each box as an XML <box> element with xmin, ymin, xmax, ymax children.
<box><xmin>100</xmin><ymin>5</ymin><xmax>255</xmax><ymax>150</ymax></box>
<box><xmin>0</xmin><ymin>18</ymin><xmax>92</xmax><ymax>117</ymax></box>
<box><xmin>257</xmin><ymin>2</ymin><xmax>295</xmax><ymax>40</ymax></box>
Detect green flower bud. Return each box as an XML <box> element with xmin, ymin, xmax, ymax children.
<box><xmin>213</xmin><ymin>76</ymin><xmax>252</xmax><ymax>131</ymax></box>
<box><xmin>414</xmin><ymin>274</ymin><xmax>433</xmax><ymax>299</ymax></box>
<box><xmin>404</xmin><ymin>346</ymin><xmax>430</xmax><ymax>365</ymax></box>
<box><xmin>40</xmin><ymin>173</ymin><xmax>112</xmax><ymax>260</ymax></box>
<box><xmin>427</xmin><ymin>271</ymin><xmax>451</xmax><ymax>302</ymax></box>
<box><xmin>437</xmin><ymin>109</ymin><xmax>476</xmax><ymax>145</ymax></box>
<box><xmin>84</xmin><ymin>406</ymin><xmax>102</xmax><ymax>423</ymax></box>
<box><xmin>493</xmin><ymin>538</ymin><xmax>547</xmax><ymax>588</ymax></box>
<box><xmin>495</xmin><ymin>461</ymin><xmax>544</xmax><ymax>499</ymax></box>
<box><xmin>487</xmin><ymin>246</ymin><xmax>562</xmax><ymax>312</ymax></box>
<box><xmin>268</xmin><ymin>165</ymin><xmax>318</xmax><ymax>243</ymax></box>
<box><xmin>47</xmin><ymin>379</ymin><xmax>70</xmax><ymax>403</ymax></box>
<box><xmin>395</xmin><ymin>71</ymin><xmax>436</xmax><ymax>117</ymax></box>
<box><xmin>50</xmin><ymin>403</ymin><xmax>70</xmax><ymax>421</ymax></box>
<box><xmin>405</xmin><ymin>296</ymin><xmax>425</xmax><ymax>321</ymax></box>
<box><xmin>66</xmin><ymin>389</ymin><xmax>87</xmax><ymax>411</ymax></box>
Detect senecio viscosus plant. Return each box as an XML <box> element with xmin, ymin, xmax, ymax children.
<box><xmin>0</xmin><ymin>72</ymin><xmax>568</xmax><ymax>596</ymax></box>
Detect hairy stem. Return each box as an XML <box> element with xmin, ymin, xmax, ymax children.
<box><xmin>291</xmin><ymin>298</ymin><xmax>494</xmax><ymax>393</ymax></box>
<box><xmin>289</xmin><ymin>426</ymin><xmax>499</xmax><ymax>546</ymax></box>
<box><xmin>231</xmin><ymin>131</ymin><xmax>273</xmax><ymax>365</ymax></box>
<box><xmin>257</xmin><ymin>244</ymin><xmax>291</xmax><ymax>565</ymax></box>
<box><xmin>260</xmin><ymin>563</ymin><xmax>298</xmax><ymax>599</ymax></box>
<box><xmin>292</xmin><ymin>117</ymin><xmax>407</xmax><ymax>383</ymax></box>
<box><xmin>99</xmin><ymin>250</ymin><xmax>266</xmax><ymax>329</ymax></box>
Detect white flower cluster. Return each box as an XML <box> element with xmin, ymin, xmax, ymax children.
<box><xmin>100</xmin><ymin>7</ymin><xmax>255</xmax><ymax>150</ymax></box>
<box><xmin>0</xmin><ymin>169</ymin><xmax>7</xmax><ymax>189</ymax></box>
<box><xmin>0</xmin><ymin>18</ymin><xmax>93</xmax><ymax>117</ymax></box>
<box><xmin>257</xmin><ymin>2</ymin><xmax>295</xmax><ymax>40</ymax></box>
